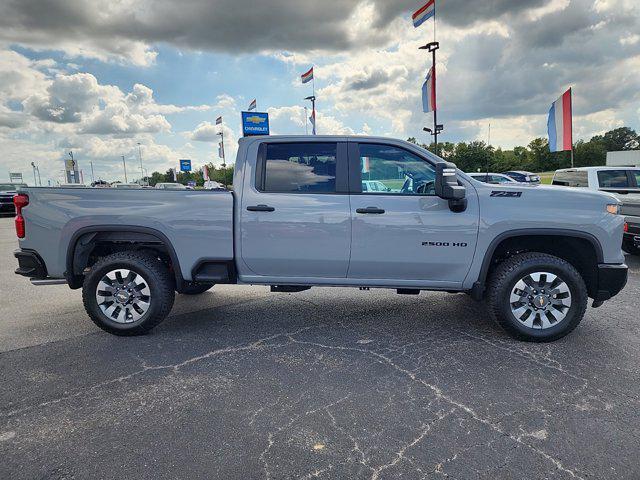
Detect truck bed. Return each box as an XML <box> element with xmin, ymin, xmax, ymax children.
<box><xmin>17</xmin><ymin>187</ymin><xmax>234</xmax><ymax>281</ymax></box>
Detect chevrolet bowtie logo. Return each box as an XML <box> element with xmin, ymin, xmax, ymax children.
<box><xmin>246</xmin><ymin>116</ymin><xmax>265</xmax><ymax>124</ymax></box>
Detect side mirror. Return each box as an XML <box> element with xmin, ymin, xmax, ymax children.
<box><xmin>435</xmin><ymin>162</ymin><xmax>466</xmax><ymax>200</ymax></box>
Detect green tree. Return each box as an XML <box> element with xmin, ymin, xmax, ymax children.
<box><xmin>591</xmin><ymin>127</ymin><xmax>639</xmax><ymax>151</ymax></box>
<box><xmin>574</xmin><ymin>140</ymin><xmax>607</xmax><ymax>167</ymax></box>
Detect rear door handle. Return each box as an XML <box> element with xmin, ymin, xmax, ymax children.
<box><xmin>247</xmin><ymin>204</ymin><xmax>275</xmax><ymax>212</ymax></box>
<box><xmin>356</xmin><ymin>207</ymin><xmax>385</xmax><ymax>214</ymax></box>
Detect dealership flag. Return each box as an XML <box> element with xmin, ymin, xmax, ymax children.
<box><xmin>218</xmin><ymin>142</ymin><xmax>225</xmax><ymax>159</ymax></box>
<box><xmin>203</xmin><ymin>165</ymin><xmax>209</xmax><ymax>181</ymax></box>
<box><xmin>171</xmin><ymin>168</ymin><xmax>177</xmax><ymax>181</ymax></box>
<box><xmin>215</xmin><ymin>116</ymin><xmax>223</xmax><ymax>125</ymax></box>
<box><xmin>412</xmin><ymin>0</ymin><xmax>435</xmax><ymax>28</ymax></box>
<box><xmin>548</xmin><ymin>88</ymin><xmax>572</xmax><ymax>152</ymax></box>
<box><xmin>301</xmin><ymin>67</ymin><xmax>314</xmax><ymax>84</ymax></box>
<box><xmin>248</xmin><ymin>99</ymin><xmax>257</xmax><ymax>111</ymax></box>
<box><xmin>422</xmin><ymin>66</ymin><xmax>436</xmax><ymax>113</ymax></box>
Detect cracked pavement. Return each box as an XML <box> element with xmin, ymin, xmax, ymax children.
<box><xmin>1</xmin><ymin>217</ymin><xmax>640</xmax><ymax>479</ymax></box>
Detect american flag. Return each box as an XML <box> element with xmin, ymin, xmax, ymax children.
<box><xmin>248</xmin><ymin>99</ymin><xmax>257</xmax><ymax>111</ymax></box>
<box><xmin>215</xmin><ymin>116</ymin><xmax>223</xmax><ymax>125</ymax></box>
<box><xmin>301</xmin><ymin>67</ymin><xmax>314</xmax><ymax>84</ymax></box>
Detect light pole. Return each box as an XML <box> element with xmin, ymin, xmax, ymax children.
<box><xmin>68</xmin><ymin>151</ymin><xmax>76</xmax><ymax>183</ymax></box>
<box><xmin>218</xmin><ymin>131</ymin><xmax>227</xmax><ymax>188</ymax></box>
<box><xmin>90</xmin><ymin>160</ymin><xmax>95</xmax><ymax>183</ymax></box>
<box><xmin>122</xmin><ymin>155</ymin><xmax>128</xmax><ymax>183</ymax></box>
<box><xmin>30</xmin><ymin>162</ymin><xmax>40</xmax><ymax>186</ymax></box>
<box><xmin>419</xmin><ymin>41</ymin><xmax>443</xmax><ymax>156</ymax></box>
<box><xmin>137</xmin><ymin>143</ymin><xmax>145</xmax><ymax>185</ymax></box>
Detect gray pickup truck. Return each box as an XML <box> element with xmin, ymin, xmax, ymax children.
<box><xmin>13</xmin><ymin>136</ymin><xmax>628</xmax><ymax>342</ymax></box>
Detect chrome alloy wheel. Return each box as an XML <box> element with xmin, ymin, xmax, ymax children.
<box><xmin>509</xmin><ymin>272</ymin><xmax>572</xmax><ymax>329</ymax></box>
<box><xmin>95</xmin><ymin>269</ymin><xmax>151</xmax><ymax>324</ymax></box>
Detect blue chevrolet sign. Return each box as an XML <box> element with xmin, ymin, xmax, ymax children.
<box><xmin>241</xmin><ymin>111</ymin><xmax>269</xmax><ymax>137</ymax></box>
<box><xmin>179</xmin><ymin>159</ymin><xmax>192</xmax><ymax>172</ymax></box>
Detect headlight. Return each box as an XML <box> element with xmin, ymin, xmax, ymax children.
<box><xmin>606</xmin><ymin>204</ymin><xmax>620</xmax><ymax>215</ymax></box>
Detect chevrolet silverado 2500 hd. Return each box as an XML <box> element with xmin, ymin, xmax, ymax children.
<box><xmin>13</xmin><ymin>136</ymin><xmax>628</xmax><ymax>342</ymax></box>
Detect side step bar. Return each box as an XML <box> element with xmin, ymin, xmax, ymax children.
<box><xmin>30</xmin><ymin>278</ymin><xmax>68</xmax><ymax>286</ymax></box>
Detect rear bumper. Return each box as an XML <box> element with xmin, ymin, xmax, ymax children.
<box><xmin>593</xmin><ymin>263</ymin><xmax>628</xmax><ymax>302</ymax></box>
<box><xmin>14</xmin><ymin>249</ymin><xmax>48</xmax><ymax>279</ymax></box>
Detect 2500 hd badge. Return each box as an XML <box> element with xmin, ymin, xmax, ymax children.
<box><xmin>422</xmin><ymin>241</ymin><xmax>469</xmax><ymax>247</ymax></box>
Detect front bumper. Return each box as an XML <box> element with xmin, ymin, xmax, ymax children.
<box><xmin>593</xmin><ymin>263</ymin><xmax>628</xmax><ymax>302</ymax></box>
<box><xmin>14</xmin><ymin>249</ymin><xmax>48</xmax><ymax>279</ymax></box>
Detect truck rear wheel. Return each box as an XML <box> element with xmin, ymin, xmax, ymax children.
<box><xmin>486</xmin><ymin>252</ymin><xmax>588</xmax><ymax>342</ymax></box>
<box><xmin>82</xmin><ymin>251</ymin><xmax>175</xmax><ymax>336</ymax></box>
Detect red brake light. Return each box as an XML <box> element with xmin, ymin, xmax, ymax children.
<box><xmin>13</xmin><ymin>194</ymin><xmax>29</xmax><ymax>238</ymax></box>
<box><xmin>624</xmin><ymin>222</ymin><xmax>629</xmax><ymax>233</ymax></box>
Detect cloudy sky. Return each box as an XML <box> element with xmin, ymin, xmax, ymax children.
<box><xmin>0</xmin><ymin>0</ymin><xmax>638</xmax><ymax>184</ymax></box>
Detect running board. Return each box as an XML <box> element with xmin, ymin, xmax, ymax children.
<box><xmin>30</xmin><ymin>278</ymin><xmax>68</xmax><ymax>286</ymax></box>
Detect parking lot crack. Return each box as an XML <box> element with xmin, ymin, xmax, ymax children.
<box><xmin>287</xmin><ymin>335</ymin><xmax>586</xmax><ymax>480</ymax></box>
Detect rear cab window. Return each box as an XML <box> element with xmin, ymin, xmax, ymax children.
<box><xmin>552</xmin><ymin>171</ymin><xmax>588</xmax><ymax>187</ymax></box>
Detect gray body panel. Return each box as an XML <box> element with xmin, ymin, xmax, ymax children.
<box><xmin>17</xmin><ymin>188</ymin><xmax>234</xmax><ymax>281</ymax></box>
<box><xmin>18</xmin><ymin>135</ymin><xmax>624</xmax><ymax>292</ymax></box>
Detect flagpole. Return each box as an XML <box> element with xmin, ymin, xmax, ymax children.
<box><xmin>570</xmin><ymin>87</ymin><xmax>574</xmax><ymax>168</ymax></box>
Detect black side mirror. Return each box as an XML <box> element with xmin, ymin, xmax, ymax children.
<box><xmin>435</xmin><ymin>162</ymin><xmax>466</xmax><ymax>200</ymax></box>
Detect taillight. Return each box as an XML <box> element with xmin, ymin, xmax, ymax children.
<box><xmin>13</xmin><ymin>194</ymin><xmax>29</xmax><ymax>238</ymax></box>
<box><xmin>624</xmin><ymin>222</ymin><xmax>629</xmax><ymax>233</ymax></box>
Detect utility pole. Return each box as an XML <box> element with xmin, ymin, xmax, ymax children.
<box><xmin>304</xmin><ymin>106</ymin><xmax>309</xmax><ymax>135</ymax></box>
<box><xmin>122</xmin><ymin>155</ymin><xmax>128</xmax><ymax>183</ymax></box>
<box><xmin>137</xmin><ymin>142</ymin><xmax>145</xmax><ymax>185</ymax></box>
<box><xmin>90</xmin><ymin>161</ymin><xmax>95</xmax><ymax>183</ymax></box>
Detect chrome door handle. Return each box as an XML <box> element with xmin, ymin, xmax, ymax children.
<box><xmin>356</xmin><ymin>207</ymin><xmax>385</xmax><ymax>214</ymax></box>
<box><xmin>247</xmin><ymin>204</ymin><xmax>275</xmax><ymax>212</ymax></box>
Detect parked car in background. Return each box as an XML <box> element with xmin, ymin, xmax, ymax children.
<box><xmin>114</xmin><ymin>183</ymin><xmax>141</xmax><ymax>189</ymax></box>
<box><xmin>1</xmin><ymin>183</ymin><xmax>27</xmax><ymax>215</ymax></box>
<box><xmin>553</xmin><ymin>167</ymin><xmax>640</xmax><ymax>256</ymax></box>
<box><xmin>155</xmin><ymin>183</ymin><xmax>187</xmax><ymax>190</ymax></box>
<box><xmin>469</xmin><ymin>173</ymin><xmax>519</xmax><ymax>184</ymax></box>
<box><xmin>13</xmin><ymin>135</ymin><xmax>628</xmax><ymax>342</ymax></box>
<box><xmin>362</xmin><ymin>180</ymin><xmax>392</xmax><ymax>192</ymax></box>
<box><xmin>204</xmin><ymin>180</ymin><xmax>226</xmax><ymax>191</ymax></box>
<box><xmin>502</xmin><ymin>171</ymin><xmax>541</xmax><ymax>184</ymax></box>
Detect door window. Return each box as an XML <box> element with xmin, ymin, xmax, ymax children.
<box><xmin>359</xmin><ymin>144</ymin><xmax>436</xmax><ymax>195</ymax></box>
<box><xmin>632</xmin><ymin>171</ymin><xmax>640</xmax><ymax>187</ymax></box>
<box><xmin>261</xmin><ymin>143</ymin><xmax>337</xmax><ymax>193</ymax></box>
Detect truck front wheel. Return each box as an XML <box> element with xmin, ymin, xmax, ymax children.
<box><xmin>486</xmin><ymin>252</ymin><xmax>588</xmax><ymax>342</ymax></box>
<box><xmin>82</xmin><ymin>251</ymin><xmax>175</xmax><ymax>336</ymax></box>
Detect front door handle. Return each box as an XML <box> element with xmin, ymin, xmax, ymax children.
<box><xmin>356</xmin><ymin>207</ymin><xmax>385</xmax><ymax>214</ymax></box>
<box><xmin>247</xmin><ymin>204</ymin><xmax>275</xmax><ymax>212</ymax></box>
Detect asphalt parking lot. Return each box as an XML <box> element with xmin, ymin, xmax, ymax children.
<box><xmin>1</xmin><ymin>216</ymin><xmax>639</xmax><ymax>479</ymax></box>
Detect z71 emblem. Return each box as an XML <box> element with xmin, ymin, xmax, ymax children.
<box><xmin>491</xmin><ymin>191</ymin><xmax>522</xmax><ymax>198</ymax></box>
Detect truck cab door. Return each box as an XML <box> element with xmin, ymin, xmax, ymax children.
<box><xmin>239</xmin><ymin>141</ymin><xmax>351</xmax><ymax>279</ymax></box>
<box><xmin>347</xmin><ymin>141</ymin><xmax>479</xmax><ymax>287</ymax></box>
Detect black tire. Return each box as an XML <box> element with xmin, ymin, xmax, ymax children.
<box><xmin>178</xmin><ymin>283</ymin><xmax>215</xmax><ymax>295</ymax></box>
<box><xmin>486</xmin><ymin>252</ymin><xmax>588</xmax><ymax>342</ymax></box>
<box><xmin>82</xmin><ymin>251</ymin><xmax>175</xmax><ymax>336</ymax></box>
<box><xmin>622</xmin><ymin>241</ymin><xmax>640</xmax><ymax>256</ymax></box>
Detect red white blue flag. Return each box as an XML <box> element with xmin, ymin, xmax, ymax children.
<box><xmin>422</xmin><ymin>66</ymin><xmax>436</xmax><ymax>113</ymax></box>
<box><xmin>413</xmin><ymin>0</ymin><xmax>435</xmax><ymax>28</ymax></box>
<box><xmin>248</xmin><ymin>99</ymin><xmax>257</xmax><ymax>111</ymax></box>
<box><xmin>215</xmin><ymin>116</ymin><xmax>222</xmax><ymax>125</ymax></box>
<box><xmin>301</xmin><ymin>67</ymin><xmax>314</xmax><ymax>84</ymax></box>
<box><xmin>548</xmin><ymin>88</ymin><xmax>572</xmax><ymax>152</ymax></box>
